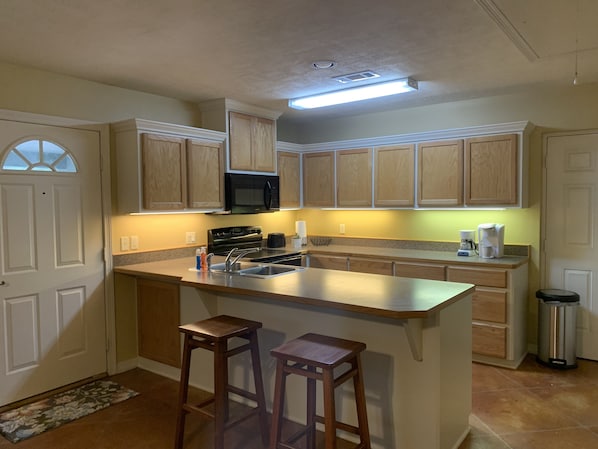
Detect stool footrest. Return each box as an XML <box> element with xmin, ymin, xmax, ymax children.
<box><xmin>315</xmin><ymin>415</ymin><xmax>361</xmax><ymax>435</ymax></box>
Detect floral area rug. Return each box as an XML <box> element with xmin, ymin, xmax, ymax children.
<box><xmin>0</xmin><ymin>380</ymin><xmax>138</xmax><ymax>443</ymax></box>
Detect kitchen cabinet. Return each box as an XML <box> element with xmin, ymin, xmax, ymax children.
<box><xmin>229</xmin><ymin>111</ymin><xmax>276</xmax><ymax>172</ymax></box>
<box><xmin>303</xmin><ymin>151</ymin><xmax>335</xmax><ymax>207</ymax></box>
<box><xmin>374</xmin><ymin>144</ymin><xmax>415</xmax><ymax>207</ymax></box>
<box><xmin>465</xmin><ymin>134</ymin><xmax>518</xmax><ymax>206</ymax></box>
<box><xmin>112</xmin><ymin>118</ymin><xmax>226</xmax><ymax>213</ymax></box>
<box><xmin>277</xmin><ymin>151</ymin><xmax>301</xmax><ymax>208</ymax></box>
<box><xmin>418</xmin><ymin>139</ymin><xmax>464</xmax><ymax>207</ymax></box>
<box><xmin>348</xmin><ymin>256</ymin><xmax>393</xmax><ymax>275</ymax></box>
<box><xmin>447</xmin><ymin>264</ymin><xmax>528</xmax><ymax>367</ymax></box>
<box><xmin>336</xmin><ymin>148</ymin><xmax>372</xmax><ymax>207</ymax></box>
<box><xmin>308</xmin><ymin>253</ymin><xmax>348</xmax><ymax>271</ymax></box>
<box><xmin>137</xmin><ymin>278</ymin><xmax>180</xmax><ymax>368</ymax></box>
<box><xmin>393</xmin><ymin>261</ymin><xmax>446</xmax><ymax>280</ymax></box>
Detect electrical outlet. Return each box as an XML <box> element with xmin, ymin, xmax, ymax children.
<box><xmin>339</xmin><ymin>224</ymin><xmax>345</xmax><ymax>234</ymax></box>
<box><xmin>120</xmin><ymin>236</ymin><xmax>130</xmax><ymax>251</ymax></box>
<box><xmin>130</xmin><ymin>235</ymin><xmax>139</xmax><ymax>250</ymax></box>
<box><xmin>186</xmin><ymin>231</ymin><xmax>196</xmax><ymax>244</ymax></box>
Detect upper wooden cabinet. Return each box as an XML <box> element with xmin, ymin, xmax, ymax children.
<box><xmin>303</xmin><ymin>151</ymin><xmax>335</xmax><ymax>207</ymax></box>
<box><xmin>465</xmin><ymin>134</ymin><xmax>518</xmax><ymax>206</ymax></box>
<box><xmin>374</xmin><ymin>144</ymin><xmax>415</xmax><ymax>207</ymax></box>
<box><xmin>277</xmin><ymin>151</ymin><xmax>301</xmax><ymax>208</ymax></box>
<box><xmin>141</xmin><ymin>134</ymin><xmax>187</xmax><ymax>210</ymax></box>
<box><xmin>229</xmin><ymin>111</ymin><xmax>276</xmax><ymax>172</ymax></box>
<box><xmin>337</xmin><ymin>148</ymin><xmax>372</xmax><ymax>207</ymax></box>
<box><xmin>418</xmin><ymin>139</ymin><xmax>464</xmax><ymax>207</ymax></box>
<box><xmin>112</xmin><ymin>119</ymin><xmax>226</xmax><ymax>213</ymax></box>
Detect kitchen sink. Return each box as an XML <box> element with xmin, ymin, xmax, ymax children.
<box><xmin>209</xmin><ymin>262</ymin><xmax>304</xmax><ymax>278</ymax></box>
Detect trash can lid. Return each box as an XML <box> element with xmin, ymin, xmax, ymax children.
<box><xmin>536</xmin><ymin>289</ymin><xmax>580</xmax><ymax>302</ymax></box>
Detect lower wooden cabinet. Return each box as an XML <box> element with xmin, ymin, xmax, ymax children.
<box><xmin>308</xmin><ymin>254</ymin><xmax>348</xmax><ymax>271</ymax></box>
<box><xmin>472</xmin><ymin>324</ymin><xmax>507</xmax><ymax>358</ymax></box>
<box><xmin>348</xmin><ymin>257</ymin><xmax>393</xmax><ymax>275</ymax></box>
<box><xmin>137</xmin><ymin>278</ymin><xmax>181</xmax><ymax>367</ymax></box>
<box><xmin>394</xmin><ymin>261</ymin><xmax>446</xmax><ymax>280</ymax></box>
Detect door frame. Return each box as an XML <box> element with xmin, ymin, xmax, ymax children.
<box><xmin>0</xmin><ymin>108</ymin><xmax>116</xmax><ymax>375</ymax></box>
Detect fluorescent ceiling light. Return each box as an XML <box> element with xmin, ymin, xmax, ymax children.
<box><xmin>288</xmin><ymin>77</ymin><xmax>418</xmax><ymax>110</ymax></box>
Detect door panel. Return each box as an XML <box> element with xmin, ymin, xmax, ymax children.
<box><xmin>0</xmin><ymin>120</ymin><xmax>106</xmax><ymax>405</ymax></box>
<box><xmin>544</xmin><ymin>131</ymin><xmax>598</xmax><ymax>361</ymax></box>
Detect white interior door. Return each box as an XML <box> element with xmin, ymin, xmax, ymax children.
<box><xmin>544</xmin><ymin>130</ymin><xmax>598</xmax><ymax>361</ymax></box>
<box><xmin>0</xmin><ymin>120</ymin><xmax>106</xmax><ymax>406</ymax></box>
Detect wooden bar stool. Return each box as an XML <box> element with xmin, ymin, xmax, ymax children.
<box><xmin>174</xmin><ymin>315</ymin><xmax>269</xmax><ymax>449</ymax></box>
<box><xmin>269</xmin><ymin>333</ymin><xmax>371</xmax><ymax>449</ymax></box>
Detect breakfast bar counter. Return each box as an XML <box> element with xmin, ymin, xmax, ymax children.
<box><xmin>114</xmin><ymin>258</ymin><xmax>474</xmax><ymax>449</ymax></box>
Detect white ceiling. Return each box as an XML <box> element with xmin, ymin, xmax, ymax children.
<box><xmin>1</xmin><ymin>0</ymin><xmax>597</xmax><ymax>126</ymax></box>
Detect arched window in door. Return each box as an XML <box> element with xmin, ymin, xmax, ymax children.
<box><xmin>1</xmin><ymin>138</ymin><xmax>78</xmax><ymax>173</ymax></box>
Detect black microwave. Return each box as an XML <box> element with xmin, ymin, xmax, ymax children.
<box><xmin>224</xmin><ymin>173</ymin><xmax>280</xmax><ymax>214</ymax></box>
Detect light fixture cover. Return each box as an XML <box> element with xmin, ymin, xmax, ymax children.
<box><xmin>288</xmin><ymin>77</ymin><xmax>418</xmax><ymax>110</ymax></box>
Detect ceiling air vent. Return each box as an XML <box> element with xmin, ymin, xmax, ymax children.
<box><xmin>333</xmin><ymin>70</ymin><xmax>380</xmax><ymax>84</ymax></box>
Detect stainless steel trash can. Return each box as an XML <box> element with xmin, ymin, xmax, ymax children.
<box><xmin>536</xmin><ymin>289</ymin><xmax>579</xmax><ymax>369</ymax></box>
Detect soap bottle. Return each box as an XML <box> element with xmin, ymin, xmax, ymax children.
<box><xmin>195</xmin><ymin>248</ymin><xmax>202</xmax><ymax>271</ymax></box>
<box><xmin>200</xmin><ymin>246</ymin><xmax>208</xmax><ymax>271</ymax></box>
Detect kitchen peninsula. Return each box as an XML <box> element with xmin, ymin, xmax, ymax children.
<box><xmin>115</xmin><ymin>257</ymin><xmax>474</xmax><ymax>449</ymax></box>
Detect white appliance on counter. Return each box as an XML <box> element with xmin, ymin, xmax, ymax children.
<box><xmin>478</xmin><ymin>223</ymin><xmax>505</xmax><ymax>258</ymax></box>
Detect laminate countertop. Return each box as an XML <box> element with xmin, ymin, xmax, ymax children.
<box><xmin>303</xmin><ymin>244</ymin><xmax>529</xmax><ymax>268</ymax></box>
<box><xmin>114</xmin><ymin>257</ymin><xmax>475</xmax><ymax>320</ymax></box>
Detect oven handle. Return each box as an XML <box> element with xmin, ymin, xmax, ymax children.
<box><xmin>271</xmin><ymin>254</ymin><xmax>304</xmax><ymax>266</ymax></box>
<box><xmin>264</xmin><ymin>181</ymin><xmax>273</xmax><ymax>210</ymax></box>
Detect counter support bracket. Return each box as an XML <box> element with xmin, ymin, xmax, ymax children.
<box><xmin>404</xmin><ymin>319</ymin><xmax>423</xmax><ymax>361</ymax></box>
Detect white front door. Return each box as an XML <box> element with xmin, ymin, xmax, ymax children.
<box><xmin>0</xmin><ymin>120</ymin><xmax>106</xmax><ymax>405</ymax></box>
<box><xmin>544</xmin><ymin>130</ymin><xmax>598</xmax><ymax>361</ymax></box>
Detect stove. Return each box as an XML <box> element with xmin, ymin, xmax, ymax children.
<box><xmin>207</xmin><ymin>226</ymin><xmax>303</xmax><ymax>265</ymax></box>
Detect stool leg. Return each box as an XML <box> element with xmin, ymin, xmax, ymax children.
<box><xmin>322</xmin><ymin>368</ymin><xmax>337</xmax><ymax>449</ymax></box>
<box><xmin>175</xmin><ymin>334</ymin><xmax>192</xmax><ymax>449</ymax></box>
<box><xmin>214</xmin><ymin>340</ymin><xmax>227</xmax><ymax>449</ymax></box>
<box><xmin>306</xmin><ymin>365</ymin><xmax>317</xmax><ymax>449</ymax></box>
<box><xmin>248</xmin><ymin>331</ymin><xmax>269</xmax><ymax>446</ymax></box>
<box><xmin>352</xmin><ymin>356</ymin><xmax>371</xmax><ymax>449</ymax></box>
<box><xmin>269</xmin><ymin>359</ymin><xmax>287</xmax><ymax>449</ymax></box>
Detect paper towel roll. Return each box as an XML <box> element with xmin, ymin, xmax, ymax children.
<box><xmin>295</xmin><ymin>221</ymin><xmax>307</xmax><ymax>245</ymax></box>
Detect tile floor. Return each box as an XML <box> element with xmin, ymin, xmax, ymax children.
<box><xmin>0</xmin><ymin>355</ymin><xmax>596</xmax><ymax>449</ymax></box>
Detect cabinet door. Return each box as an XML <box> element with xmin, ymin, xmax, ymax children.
<box><xmin>465</xmin><ymin>134</ymin><xmax>518</xmax><ymax>205</ymax></box>
<box><xmin>472</xmin><ymin>324</ymin><xmax>507</xmax><ymax>358</ymax></box>
<box><xmin>137</xmin><ymin>279</ymin><xmax>181</xmax><ymax>367</ymax></box>
<box><xmin>229</xmin><ymin>111</ymin><xmax>253</xmax><ymax>171</ymax></box>
<box><xmin>229</xmin><ymin>111</ymin><xmax>276</xmax><ymax>172</ymax></box>
<box><xmin>309</xmin><ymin>254</ymin><xmax>348</xmax><ymax>271</ymax></box>
<box><xmin>473</xmin><ymin>288</ymin><xmax>507</xmax><ymax>323</ymax></box>
<box><xmin>337</xmin><ymin>148</ymin><xmax>372</xmax><ymax>207</ymax></box>
<box><xmin>374</xmin><ymin>144</ymin><xmax>415</xmax><ymax>207</ymax></box>
<box><xmin>418</xmin><ymin>139</ymin><xmax>463</xmax><ymax>207</ymax></box>
<box><xmin>187</xmin><ymin>138</ymin><xmax>224</xmax><ymax>209</ymax></box>
<box><xmin>394</xmin><ymin>262</ymin><xmax>446</xmax><ymax>280</ymax></box>
<box><xmin>253</xmin><ymin>116</ymin><xmax>276</xmax><ymax>172</ymax></box>
<box><xmin>349</xmin><ymin>257</ymin><xmax>393</xmax><ymax>275</ymax></box>
<box><xmin>303</xmin><ymin>152</ymin><xmax>335</xmax><ymax>207</ymax></box>
<box><xmin>278</xmin><ymin>151</ymin><xmax>301</xmax><ymax>208</ymax></box>
<box><xmin>141</xmin><ymin>133</ymin><xmax>187</xmax><ymax>210</ymax></box>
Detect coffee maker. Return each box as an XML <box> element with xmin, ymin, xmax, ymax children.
<box><xmin>478</xmin><ymin>223</ymin><xmax>505</xmax><ymax>258</ymax></box>
<box><xmin>457</xmin><ymin>230</ymin><xmax>476</xmax><ymax>256</ymax></box>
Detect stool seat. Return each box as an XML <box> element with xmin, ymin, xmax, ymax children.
<box><xmin>270</xmin><ymin>333</ymin><xmax>371</xmax><ymax>449</ymax></box>
<box><xmin>271</xmin><ymin>333</ymin><xmax>366</xmax><ymax>368</ymax></box>
<box><xmin>175</xmin><ymin>315</ymin><xmax>268</xmax><ymax>449</ymax></box>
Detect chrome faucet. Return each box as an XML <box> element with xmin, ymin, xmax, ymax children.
<box><xmin>224</xmin><ymin>247</ymin><xmax>260</xmax><ymax>272</ymax></box>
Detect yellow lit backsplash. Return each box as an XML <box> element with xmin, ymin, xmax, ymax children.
<box><xmin>112</xmin><ymin>207</ymin><xmax>536</xmax><ymax>255</ymax></box>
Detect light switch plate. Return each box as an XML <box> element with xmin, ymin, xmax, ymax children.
<box><xmin>130</xmin><ymin>235</ymin><xmax>139</xmax><ymax>250</ymax></box>
<box><xmin>120</xmin><ymin>236</ymin><xmax>130</xmax><ymax>251</ymax></box>
<box><xmin>186</xmin><ymin>231</ymin><xmax>196</xmax><ymax>244</ymax></box>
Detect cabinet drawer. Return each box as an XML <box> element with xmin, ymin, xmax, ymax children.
<box><xmin>394</xmin><ymin>262</ymin><xmax>446</xmax><ymax>280</ymax></box>
<box><xmin>473</xmin><ymin>289</ymin><xmax>507</xmax><ymax>323</ymax></box>
<box><xmin>472</xmin><ymin>324</ymin><xmax>507</xmax><ymax>358</ymax></box>
<box><xmin>447</xmin><ymin>266</ymin><xmax>507</xmax><ymax>288</ymax></box>
<box><xmin>308</xmin><ymin>254</ymin><xmax>348</xmax><ymax>271</ymax></box>
<box><xmin>349</xmin><ymin>257</ymin><xmax>393</xmax><ymax>275</ymax></box>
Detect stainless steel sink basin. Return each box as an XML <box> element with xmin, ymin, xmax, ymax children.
<box><xmin>209</xmin><ymin>262</ymin><xmax>304</xmax><ymax>278</ymax></box>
